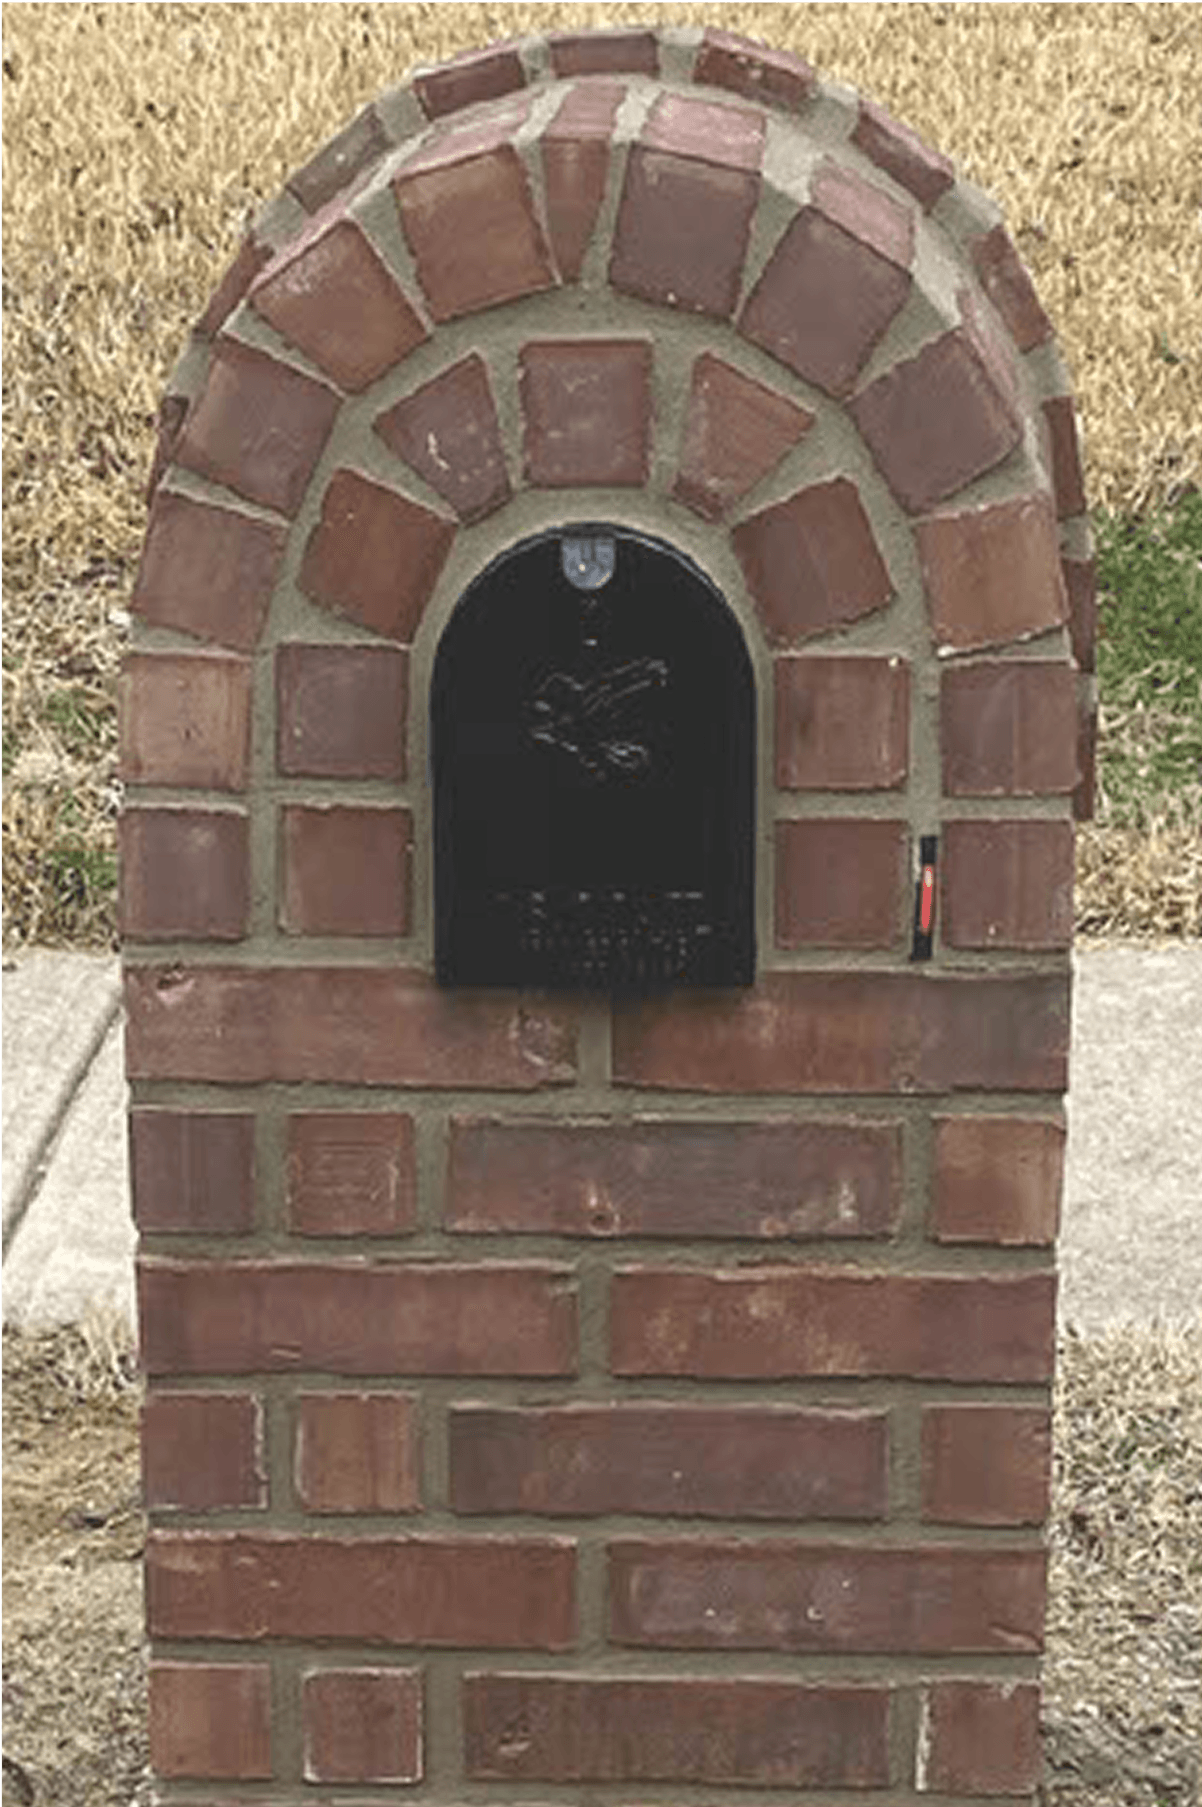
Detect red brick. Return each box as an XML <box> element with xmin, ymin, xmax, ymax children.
<box><xmin>610</xmin><ymin>1542</ymin><xmax>1047</xmax><ymax>1654</ymax></box>
<box><xmin>414</xmin><ymin>44</ymin><xmax>526</xmax><ymax>119</ymax></box>
<box><xmin>250</xmin><ymin>218</ymin><xmax>427</xmax><ymax>392</ymax></box>
<box><xmin>124</xmin><ymin>965</ymin><xmax>578</xmax><ymax>1089</ymax></box>
<box><xmin>1044</xmin><ymin>393</ymin><xmax>1088</xmax><ymax>517</ymax></box>
<box><xmin>295</xmin><ymin>1392</ymin><xmax>421</xmax><ymax>1514</ymax></box>
<box><xmin>288</xmin><ymin>103</ymin><xmax>389</xmax><ymax>212</ymax></box>
<box><xmin>394</xmin><ymin>143</ymin><xmax>554</xmax><ymax>321</ymax></box>
<box><xmin>917</xmin><ymin>494</ymin><xmax>1069</xmax><ymax>651</ymax></box>
<box><xmin>286</xmin><ymin>1113</ymin><xmax>416</xmax><ymax>1238</ymax></box>
<box><xmin>776</xmin><ymin>655</ymin><xmax>909</xmax><ymax>788</ymax></box>
<box><xmin>139</xmin><ymin>1259</ymin><xmax>577</xmax><ymax>1377</ymax></box>
<box><xmin>1075</xmin><ymin>690</ymin><xmax>1098</xmax><ymax>822</ymax></box>
<box><xmin>276</xmin><ymin>642</ymin><xmax>407</xmax><ymax>780</ymax></box>
<box><xmin>520</xmin><ymin>340</ymin><xmax>651</xmax><ymax>487</ymax></box>
<box><xmin>541</xmin><ymin>81</ymin><xmax>625</xmax><ymax>283</ymax></box>
<box><xmin>735</xmin><ymin>481</ymin><xmax>894</xmax><ymax>646</ymax></box>
<box><xmin>143</xmin><ymin>1392</ymin><xmax>264</xmax><ymax>1511</ymax></box>
<box><xmin>146</xmin><ymin>1530</ymin><xmax>575</xmax><ymax>1648</ymax></box>
<box><xmin>943</xmin><ymin>819</ymin><xmax>1074</xmax><ymax>949</ymax></box>
<box><xmin>610</xmin><ymin>1266</ymin><xmax>1056</xmax><ymax>1382</ymax></box>
<box><xmin>120</xmin><ymin>808</ymin><xmax>249</xmax><ymax>942</ymax></box>
<box><xmin>129</xmin><ymin>1110</ymin><xmax>255</xmax><ymax>1236</ymax></box>
<box><xmin>972</xmin><ymin>223</ymin><xmax>1053</xmax><ymax>350</ymax></box>
<box><xmin>196</xmin><ymin>233</ymin><xmax>272</xmax><ymax>340</ymax></box>
<box><xmin>1063</xmin><ymin>555</ymin><xmax>1098</xmax><ymax>673</ymax></box>
<box><xmin>374</xmin><ymin>355</ymin><xmax>510</xmax><ymax>521</ymax></box>
<box><xmin>447</xmin><ymin>1116</ymin><xmax>901</xmax><ymax>1241</ymax></box>
<box><xmin>922</xmin><ymin>1405</ymin><xmax>1052</xmax><ymax>1526</ymax></box>
<box><xmin>693</xmin><ymin>29</ymin><xmax>817</xmax><ymax>111</ymax></box>
<box><xmin>450</xmin><ymin>1403</ymin><xmax>887</xmax><ymax>1520</ymax></box>
<box><xmin>850</xmin><ymin>329</ymin><xmax>1022</xmax><ymax>513</ymax></box>
<box><xmin>132</xmin><ymin>488</ymin><xmax>285</xmax><ymax>652</ymax></box>
<box><xmin>120</xmin><ymin>651</ymin><xmax>251</xmax><ymax>791</ymax></box>
<box><xmin>851</xmin><ymin>98</ymin><xmax>955</xmax><ymax>209</ymax></box>
<box><xmin>279</xmin><ymin>804</ymin><xmax>411</xmax><ymax>938</ymax></box>
<box><xmin>776</xmin><ymin>818</ymin><xmax>907</xmax><ymax>948</ymax></box>
<box><xmin>304</xmin><ymin>1667</ymin><xmax>422</xmax><ymax>1784</ymax></box>
<box><xmin>145</xmin><ymin>392</ymin><xmax>190</xmax><ymax>501</ymax></box>
<box><xmin>299</xmin><ymin>467</ymin><xmax>455</xmax><ymax>642</ymax></box>
<box><xmin>923</xmin><ymin>1680</ymin><xmax>1043</xmax><ymax>1793</ymax></box>
<box><xmin>942</xmin><ymin>660</ymin><xmax>1078</xmax><ymax>796</ymax></box>
<box><xmin>464</xmin><ymin>1672</ymin><xmax>888</xmax><ymax>1785</ymax></box>
<box><xmin>674</xmin><ymin>353</ymin><xmax>813</xmax><ymax>520</ymax></box>
<box><xmin>149</xmin><ymin>1661</ymin><xmax>271</xmax><ymax>1779</ymax></box>
<box><xmin>549</xmin><ymin>31</ymin><xmax>658</xmax><ymax>75</ymax></box>
<box><xmin>932</xmin><ymin>1115</ymin><xmax>1065</xmax><ymax>1244</ymax></box>
<box><xmin>174</xmin><ymin>337</ymin><xmax>340</xmax><ymax>517</ymax></box>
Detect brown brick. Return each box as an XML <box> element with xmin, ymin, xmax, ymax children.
<box><xmin>276</xmin><ymin>642</ymin><xmax>407</xmax><ymax>780</ymax></box>
<box><xmin>250</xmin><ymin>218</ymin><xmax>427</xmax><ymax>392</ymax></box>
<box><xmin>541</xmin><ymin>81</ymin><xmax>624</xmax><ymax>282</ymax></box>
<box><xmin>288</xmin><ymin>103</ymin><xmax>389</xmax><ymax>211</ymax></box>
<box><xmin>143</xmin><ymin>1392</ymin><xmax>264</xmax><ymax>1511</ymax></box>
<box><xmin>299</xmin><ymin>467</ymin><xmax>455</xmax><ymax>643</ymax></box>
<box><xmin>610</xmin><ymin>1541</ymin><xmax>1046</xmax><ymax>1653</ymax></box>
<box><xmin>374</xmin><ymin>355</ymin><xmax>510</xmax><ymax>521</ymax></box>
<box><xmin>521</xmin><ymin>340</ymin><xmax>652</xmax><ymax>487</ymax></box>
<box><xmin>196</xmin><ymin>233</ymin><xmax>273</xmax><ymax>340</ymax></box>
<box><xmin>464</xmin><ymin>1673</ymin><xmax>888</xmax><ymax>1786</ymax></box>
<box><xmin>286</xmin><ymin>1113</ymin><xmax>416</xmax><ymax>1238</ymax></box>
<box><xmin>776</xmin><ymin>819</ymin><xmax>907</xmax><ymax>948</ymax></box>
<box><xmin>146</xmin><ymin>1530</ymin><xmax>575</xmax><ymax>1648</ymax></box>
<box><xmin>132</xmin><ymin>488</ymin><xmax>285</xmax><ymax>652</ymax></box>
<box><xmin>735</xmin><ymin>481</ymin><xmax>894</xmax><ymax>647</ymax></box>
<box><xmin>917</xmin><ymin>494</ymin><xmax>1069</xmax><ymax>651</ymax></box>
<box><xmin>1063</xmin><ymin>555</ymin><xmax>1098</xmax><ymax>673</ymax></box>
<box><xmin>120</xmin><ymin>651</ymin><xmax>251</xmax><ymax>791</ymax></box>
<box><xmin>922</xmin><ymin>1405</ymin><xmax>1052</xmax><ymax>1526</ymax></box>
<box><xmin>693</xmin><ymin>29</ymin><xmax>817</xmax><ymax>111</ymax></box>
<box><xmin>414</xmin><ymin>44</ymin><xmax>526</xmax><ymax>119</ymax></box>
<box><xmin>279</xmin><ymin>804</ymin><xmax>411</xmax><ymax>938</ymax></box>
<box><xmin>943</xmin><ymin>819</ymin><xmax>1074</xmax><ymax>949</ymax></box>
<box><xmin>549</xmin><ymin>31</ymin><xmax>658</xmax><ymax>75</ymax></box>
<box><xmin>1044</xmin><ymin>392</ymin><xmax>1088</xmax><ymax>517</ymax></box>
<box><xmin>120</xmin><ymin>807</ymin><xmax>248</xmax><ymax>942</ymax></box>
<box><xmin>139</xmin><ymin>1259</ymin><xmax>577</xmax><ymax>1377</ymax></box>
<box><xmin>674</xmin><ymin>353</ymin><xmax>813</xmax><ymax>520</ymax></box>
<box><xmin>304</xmin><ymin>1667</ymin><xmax>422</xmax><ymax>1784</ymax></box>
<box><xmin>610</xmin><ymin>1267</ymin><xmax>1056</xmax><ymax>1382</ymax></box>
<box><xmin>923</xmin><ymin>1680</ymin><xmax>1043</xmax><ymax>1793</ymax></box>
<box><xmin>394</xmin><ymin>143</ymin><xmax>554</xmax><ymax>322</ymax></box>
<box><xmin>776</xmin><ymin>655</ymin><xmax>909</xmax><ymax>789</ymax></box>
<box><xmin>851</xmin><ymin>330</ymin><xmax>1022</xmax><ymax>513</ymax></box>
<box><xmin>932</xmin><ymin>1114</ymin><xmax>1065</xmax><ymax>1244</ymax></box>
<box><xmin>149</xmin><ymin>1661</ymin><xmax>271</xmax><ymax>1780</ymax></box>
<box><xmin>972</xmin><ymin>223</ymin><xmax>1053</xmax><ymax>351</ymax></box>
<box><xmin>942</xmin><ymin>660</ymin><xmax>1078</xmax><ymax>796</ymax></box>
<box><xmin>851</xmin><ymin>98</ymin><xmax>955</xmax><ymax>209</ymax></box>
<box><xmin>174</xmin><ymin>337</ymin><xmax>340</xmax><ymax>517</ymax></box>
<box><xmin>450</xmin><ymin>1403</ymin><xmax>887</xmax><ymax>1520</ymax></box>
<box><xmin>447</xmin><ymin>1116</ymin><xmax>901</xmax><ymax>1241</ymax></box>
<box><xmin>295</xmin><ymin>1392</ymin><xmax>421</xmax><ymax>1514</ymax></box>
<box><xmin>1075</xmin><ymin>690</ymin><xmax>1098</xmax><ymax>822</ymax></box>
<box><xmin>129</xmin><ymin>1110</ymin><xmax>255</xmax><ymax>1236</ymax></box>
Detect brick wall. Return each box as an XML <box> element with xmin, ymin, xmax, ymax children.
<box><xmin>123</xmin><ymin>27</ymin><xmax>1085</xmax><ymax>1803</ymax></box>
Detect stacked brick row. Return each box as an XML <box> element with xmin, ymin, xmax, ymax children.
<box><xmin>123</xmin><ymin>27</ymin><xmax>1083</xmax><ymax>1803</ymax></box>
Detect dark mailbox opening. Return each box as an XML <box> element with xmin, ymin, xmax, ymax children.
<box><xmin>433</xmin><ymin>527</ymin><xmax>755</xmax><ymax>990</ymax></box>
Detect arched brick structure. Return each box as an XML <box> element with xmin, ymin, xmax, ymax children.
<box><xmin>124</xmin><ymin>28</ymin><xmax>1090</xmax><ymax>1803</ymax></box>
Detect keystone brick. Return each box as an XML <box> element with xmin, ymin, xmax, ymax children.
<box><xmin>414</xmin><ymin>44</ymin><xmax>526</xmax><ymax>119</ymax></box>
<box><xmin>1044</xmin><ymin>392</ymin><xmax>1088</xmax><ymax>516</ymax></box>
<box><xmin>129</xmin><ymin>1110</ymin><xmax>255</xmax><ymax>1236</ymax></box>
<box><xmin>149</xmin><ymin>1662</ymin><xmax>271</xmax><ymax>1780</ymax></box>
<box><xmin>943</xmin><ymin>819</ymin><xmax>1074</xmax><ymax>949</ymax></box>
<box><xmin>174</xmin><ymin>337</ymin><xmax>340</xmax><ymax>517</ymax></box>
<box><xmin>922</xmin><ymin>1680</ymin><xmax>1043</xmax><ymax>1793</ymax></box>
<box><xmin>549</xmin><ymin>31</ymin><xmax>658</xmax><ymax>75</ymax></box>
<box><xmin>674</xmin><ymin>353</ymin><xmax>813</xmax><ymax>520</ymax></box>
<box><xmin>286</xmin><ymin>1113</ymin><xmax>416</xmax><ymax>1238</ymax></box>
<box><xmin>394</xmin><ymin>141</ymin><xmax>555</xmax><ymax>321</ymax></box>
<box><xmin>464</xmin><ymin>1672</ymin><xmax>888</xmax><ymax>1785</ymax></box>
<box><xmin>120</xmin><ymin>808</ymin><xmax>248</xmax><ymax>942</ymax></box>
<box><xmin>299</xmin><ymin>468</ymin><xmax>455</xmax><ymax>643</ymax></box>
<box><xmin>693</xmin><ymin>29</ymin><xmax>817</xmax><ymax>111</ymax></box>
<box><xmin>932</xmin><ymin>1115</ymin><xmax>1065</xmax><ymax>1245</ymax></box>
<box><xmin>276</xmin><ymin>642</ymin><xmax>407</xmax><ymax>780</ymax></box>
<box><xmin>139</xmin><ymin>1259</ymin><xmax>577</xmax><ymax>1377</ymax></box>
<box><xmin>196</xmin><ymin>232</ymin><xmax>272</xmax><ymax>340</ymax></box>
<box><xmin>131</xmin><ymin>489</ymin><xmax>285</xmax><ymax>652</ymax></box>
<box><xmin>146</xmin><ymin>1530</ymin><xmax>575</xmax><ymax>1648</ymax></box>
<box><xmin>922</xmin><ymin>1405</ymin><xmax>1052</xmax><ymax>1526</ymax></box>
<box><xmin>295</xmin><ymin>1392</ymin><xmax>421</xmax><ymax>1514</ymax></box>
<box><xmin>941</xmin><ymin>660</ymin><xmax>1079</xmax><ymax>796</ymax></box>
<box><xmin>521</xmin><ymin>340</ymin><xmax>652</xmax><ymax>487</ymax></box>
<box><xmin>1063</xmin><ymin>555</ymin><xmax>1098</xmax><ymax>673</ymax></box>
<box><xmin>609</xmin><ymin>1541</ymin><xmax>1047</xmax><ymax>1653</ymax></box>
<box><xmin>304</xmin><ymin>1667</ymin><xmax>422</xmax><ymax>1784</ymax></box>
<box><xmin>446</xmin><ymin>1116</ymin><xmax>901</xmax><ymax>1241</ymax></box>
<box><xmin>776</xmin><ymin>818</ymin><xmax>907</xmax><ymax>948</ymax></box>
<box><xmin>449</xmin><ymin>1403</ymin><xmax>887</xmax><ymax>1519</ymax></box>
<box><xmin>288</xmin><ymin>103</ymin><xmax>389</xmax><ymax>212</ymax></box>
<box><xmin>540</xmin><ymin>81</ymin><xmax>624</xmax><ymax>282</ymax></box>
<box><xmin>375</xmin><ymin>355</ymin><xmax>510</xmax><ymax>521</ymax></box>
<box><xmin>775</xmin><ymin>655</ymin><xmax>909</xmax><ymax>788</ymax></box>
<box><xmin>143</xmin><ymin>1392</ymin><xmax>264</xmax><ymax>1511</ymax></box>
<box><xmin>972</xmin><ymin>223</ymin><xmax>1053</xmax><ymax>350</ymax></box>
<box><xmin>917</xmin><ymin>494</ymin><xmax>1069</xmax><ymax>651</ymax></box>
<box><xmin>120</xmin><ymin>651</ymin><xmax>252</xmax><ymax>791</ymax></box>
<box><xmin>278</xmin><ymin>804</ymin><xmax>412</xmax><ymax>938</ymax></box>
<box><xmin>851</xmin><ymin>98</ymin><xmax>955</xmax><ymax>209</ymax></box>
<box><xmin>734</xmin><ymin>481</ymin><xmax>894</xmax><ymax>646</ymax></box>
<box><xmin>609</xmin><ymin>1267</ymin><xmax>1057</xmax><ymax>1381</ymax></box>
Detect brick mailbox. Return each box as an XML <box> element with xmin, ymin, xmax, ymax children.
<box><xmin>123</xmin><ymin>26</ymin><xmax>1094</xmax><ymax>1804</ymax></box>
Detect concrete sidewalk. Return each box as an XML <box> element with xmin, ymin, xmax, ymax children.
<box><xmin>3</xmin><ymin>947</ymin><xmax>1199</xmax><ymax>1336</ymax></box>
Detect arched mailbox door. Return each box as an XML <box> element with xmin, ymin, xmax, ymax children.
<box><xmin>432</xmin><ymin>527</ymin><xmax>755</xmax><ymax>990</ymax></box>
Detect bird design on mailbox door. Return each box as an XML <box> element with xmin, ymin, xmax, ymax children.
<box><xmin>528</xmin><ymin>658</ymin><xmax>669</xmax><ymax>784</ymax></box>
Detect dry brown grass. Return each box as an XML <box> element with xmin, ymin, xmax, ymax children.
<box><xmin>3</xmin><ymin>3</ymin><xmax>1200</xmax><ymax>946</ymax></box>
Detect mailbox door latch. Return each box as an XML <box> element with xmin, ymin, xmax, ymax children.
<box><xmin>911</xmin><ymin>834</ymin><xmax>938</xmax><ymax>961</ymax></box>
